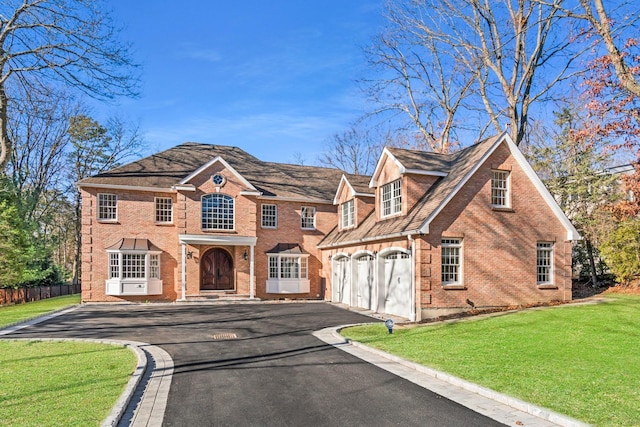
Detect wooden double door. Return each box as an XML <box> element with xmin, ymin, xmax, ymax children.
<box><xmin>200</xmin><ymin>248</ymin><xmax>234</xmax><ymax>291</ymax></box>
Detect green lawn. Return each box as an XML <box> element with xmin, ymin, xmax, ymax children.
<box><xmin>0</xmin><ymin>294</ymin><xmax>80</xmax><ymax>327</ymax></box>
<box><xmin>341</xmin><ymin>295</ymin><xmax>640</xmax><ymax>427</ymax></box>
<box><xmin>0</xmin><ymin>340</ymin><xmax>137</xmax><ymax>427</ymax></box>
<box><xmin>0</xmin><ymin>294</ymin><xmax>137</xmax><ymax>426</ymax></box>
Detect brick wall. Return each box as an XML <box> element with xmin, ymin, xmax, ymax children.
<box><xmin>81</xmin><ymin>160</ymin><xmax>338</xmax><ymax>302</ymax></box>
<box><xmin>81</xmin><ymin>188</ymin><xmax>180</xmax><ymax>302</ymax></box>
<box><xmin>418</xmin><ymin>143</ymin><xmax>572</xmax><ymax>317</ymax></box>
<box><xmin>320</xmin><ymin>141</ymin><xmax>573</xmax><ymax>319</ymax></box>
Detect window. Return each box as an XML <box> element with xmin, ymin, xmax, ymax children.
<box><xmin>262</xmin><ymin>204</ymin><xmax>277</xmax><ymax>228</ymax></box>
<box><xmin>155</xmin><ymin>197</ymin><xmax>173</xmax><ymax>223</ymax></box>
<box><xmin>441</xmin><ymin>238</ymin><xmax>462</xmax><ymax>285</ymax></box>
<box><xmin>98</xmin><ymin>193</ymin><xmax>117</xmax><ymax>221</ymax></box>
<box><xmin>491</xmin><ymin>170</ymin><xmax>510</xmax><ymax>207</ymax></box>
<box><xmin>122</xmin><ymin>254</ymin><xmax>146</xmax><ymax>279</ymax></box>
<box><xmin>268</xmin><ymin>255</ymin><xmax>308</xmax><ymax>280</ymax></box>
<box><xmin>381</xmin><ymin>179</ymin><xmax>402</xmax><ymax>217</ymax></box>
<box><xmin>341</xmin><ymin>199</ymin><xmax>354</xmax><ymax>229</ymax></box>
<box><xmin>149</xmin><ymin>254</ymin><xmax>160</xmax><ymax>279</ymax></box>
<box><xmin>106</xmin><ymin>249</ymin><xmax>162</xmax><ymax>296</ymax></box>
<box><xmin>537</xmin><ymin>242</ymin><xmax>553</xmax><ymax>284</ymax></box>
<box><xmin>109</xmin><ymin>253</ymin><xmax>119</xmax><ymax>279</ymax></box>
<box><xmin>301</xmin><ymin>206</ymin><xmax>316</xmax><ymax>230</ymax></box>
<box><xmin>202</xmin><ymin>194</ymin><xmax>234</xmax><ymax>230</ymax></box>
<box><xmin>266</xmin><ymin>254</ymin><xmax>310</xmax><ymax>294</ymax></box>
<box><xmin>269</xmin><ymin>256</ymin><xmax>278</xmax><ymax>279</ymax></box>
<box><xmin>110</xmin><ymin>253</ymin><xmax>160</xmax><ymax>280</ymax></box>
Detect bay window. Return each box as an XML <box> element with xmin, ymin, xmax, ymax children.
<box><xmin>266</xmin><ymin>253</ymin><xmax>310</xmax><ymax>294</ymax></box>
<box><xmin>105</xmin><ymin>238</ymin><xmax>163</xmax><ymax>296</ymax></box>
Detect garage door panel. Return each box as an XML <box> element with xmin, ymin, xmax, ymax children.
<box><xmin>333</xmin><ymin>258</ymin><xmax>350</xmax><ymax>305</ymax></box>
<box><xmin>356</xmin><ymin>255</ymin><xmax>374</xmax><ymax>310</ymax></box>
<box><xmin>384</xmin><ymin>253</ymin><xmax>411</xmax><ymax>318</ymax></box>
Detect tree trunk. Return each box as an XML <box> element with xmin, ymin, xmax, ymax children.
<box><xmin>0</xmin><ymin>85</ymin><xmax>10</xmax><ymax>172</ymax></box>
<box><xmin>585</xmin><ymin>238</ymin><xmax>599</xmax><ymax>287</ymax></box>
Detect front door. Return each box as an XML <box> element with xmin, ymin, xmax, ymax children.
<box><xmin>201</xmin><ymin>248</ymin><xmax>234</xmax><ymax>291</ymax></box>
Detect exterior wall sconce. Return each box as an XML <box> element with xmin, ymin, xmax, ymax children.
<box><xmin>243</xmin><ymin>250</ymin><xmax>248</xmax><ymax>260</ymax></box>
<box><xmin>186</xmin><ymin>251</ymin><xmax>193</xmax><ymax>259</ymax></box>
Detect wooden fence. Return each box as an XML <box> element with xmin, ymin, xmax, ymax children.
<box><xmin>0</xmin><ymin>283</ymin><xmax>81</xmax><ymax>306</ymax></box>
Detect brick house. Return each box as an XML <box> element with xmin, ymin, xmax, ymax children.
<box><xmin>78</xmin><ymin>132</ymin><xmax>579</xmax><ymax>320</ymax></box>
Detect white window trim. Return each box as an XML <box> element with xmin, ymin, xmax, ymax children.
<box><xmin>491</xmin><ymin>169</ymin><xmax>511</xmax><ymax>208</ymax></box>
<box><xmin>381</xmin><ymin>179</ymin><xmax>402</xmax><ymax>218</ymax></box>
<box><xmin>154</xmin><ymin>197</ymin><xmax>173</xmax><ymax>224</ymax></box>
<box><xmin>441</xmin><ymin>238</ymin><xmax>463</xmax><ymax>287</ymax></box>
<box><xmin>97</xmin><ymin>193</ymin><xmax>118</xmax><ymax>222</ymax></box>
<box><xmin>301</xmin><ymin>206</ymin><xmax>316</xmax><ymax>230</ymax></box>
<box><xmin>261</xmin><ymin>204</ymin><xmax>277</xmax><ymax>229</ymax></box>
<box><xmin>341</xmin><ymin>199</ymin><xmax>355</xmax><ymax>229</ymax></box>
<box><xmin>201</xmin><ymin>193</ymin><xmax>235</xmax><ymax>231</ymax></box>
<box><xmin>266</xmin><ymin>254</ymin><xmax>310</xmax><ymax>294</ymax></box>
<box><xmin>537</xmin><ymin>242</ymin><xmax>554</xmax><ymax>286</ymax></box>
<box><xmin>105</xmin><ymin>249</ymin><xmax>163</xmax><ymax>296</ymax></box>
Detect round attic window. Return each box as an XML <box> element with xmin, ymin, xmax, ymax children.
<box><xmin>212</xmin><ymin>174</ymin><xmax>226</xmax><ymax>186</ymax></box>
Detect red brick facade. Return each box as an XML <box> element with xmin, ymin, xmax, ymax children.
<box><xmin>80</xmin><ymin>135</ymin><xmax>578</xmax><ymax>321</ymax></box>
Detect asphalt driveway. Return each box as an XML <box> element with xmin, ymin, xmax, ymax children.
<box><xmin>6</xmin><ymin>302</ymin><xmax>504</xmax><ymax>426</ymax></box>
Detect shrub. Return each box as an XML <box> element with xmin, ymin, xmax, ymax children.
<box><xmin>600</xmin><ymin>219</ymin><xmax>640</xmax><ymax>284</ymax></box>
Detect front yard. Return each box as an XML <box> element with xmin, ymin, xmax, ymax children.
<box><xmin>0</xmin><ymin>295</ymin><xmax>137</xmax><ymax>426</ymax></box>
<box><xmin>341</xmin><ymin>294</ymin><xmax>640</xmax><ymax>427</ymax></box>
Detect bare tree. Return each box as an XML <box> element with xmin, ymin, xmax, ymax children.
<box><xmin>0</xmin><ymin>0</ymin><xmax>139</xmax><ymax>171</ymax></box>
<box><xmin>572</xmin><ymin>0</ymin><xmax>640</xmax><ymax>97</ymax></box>
<box><xmin>369</xmin><ymin>0</ymin><xmax>583</xmax><ymax>147</ymax></box>
<box><xmin>365</xmin><ymin>2</ymin><xmax>476</xmax><ymax>153</ymax></box>
<box><xmin>318</xmin><ymin>126</ymin><xmax>386</xmax><ymax>175</ymax></box>
<box><xmin>7</xmin><ymin>86</ymin><xmax>84</xmax><ymax>224</ymax></box>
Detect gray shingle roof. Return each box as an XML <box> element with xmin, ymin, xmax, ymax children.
<box><xmin>343</xmin><ymin>173</ymin><xmax>374</xmax><ymax>195</ymax></box>
<box><xmin>319</xmin><ymin>135</ymin><xmax>501</xmax><ymax>247</ymax></box>
<box><xmin>78</xmin><ymin>142</ymin><xmax>344</xmax><ymax>201</ymax></box>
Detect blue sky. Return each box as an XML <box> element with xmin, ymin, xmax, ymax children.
<box><xmin>96</xmin><ymin>0</ymin><xmax>386</xmax><ymax>164</ymax></box>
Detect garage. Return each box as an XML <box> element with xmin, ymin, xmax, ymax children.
<box><xmin>332</xmin><ymin>256</ymin><xmax>351</xmax><ymax>305</ymax></box>
<box><xmin>381</xmin><ymin>251</ymin><xmax>411</xmax><ymax>318</ymax></box>
<box><xmin>355</xmin><ymin>254</ymin><xmax>375</xmax><ymax>310</ymax></box>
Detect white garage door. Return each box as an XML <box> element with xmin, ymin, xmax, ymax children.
<box><xmin>383</xmin><ymin>252</ymin><xmax>411</xmax><ymax>318</ymax></box>
<box><xmin>356</xmin><ymin>255</ymin><xmax>375</xmax><ymax>310</ymax></box>
<box><xmin>332</xmin><ymin>257</ymin><xmax>351</xmax><ymax>305</ymax></box>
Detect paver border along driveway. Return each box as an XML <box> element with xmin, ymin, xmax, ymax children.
<box><xmin>2</xmin><ymin>302</ymin><xmax>583</xmax><ymax>427</ymax></box>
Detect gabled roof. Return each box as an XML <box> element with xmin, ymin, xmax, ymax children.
<box><xmin>333</xmin><ymin>173</ymin><xmax>374</xmax><ymax>204</ymax></box>
<box><xmin>77</xmin><ymin>142</ymin><xmax>343</xmax><ymax>202</ymax></box>
<box><xmin>319</xmin><ymin>133</ymin><xmax>579</xmax><ymax>248</ymax></box>
<box><xmin>369</xmin><ymin>147</ymin><xmax>449</xmax><ymax>187</ymax></box>
<box><xmin>179</xmin><ymin>156</ymin><xmax>259</xmax><ymax>193</ymax></box>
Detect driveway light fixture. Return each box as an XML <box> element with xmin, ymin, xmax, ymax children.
<box><xmin>385</xmin><ymin>319</ymin><xmax>394</xmax><ymax>334</ymax></box>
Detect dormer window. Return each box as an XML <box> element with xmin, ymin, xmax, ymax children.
<box><xmin>381</xmin><ymin>179</ymin><xmax>402</xmax><ymax>217</ymax></box>
<box><xmin>341</xmin><ymin>199</ymin><xmax>354</xmax><ymax>229</ymax></box>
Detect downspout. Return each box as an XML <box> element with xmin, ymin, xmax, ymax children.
<box><xmin>249</xmin><ymin>244</ymin><xmax>255</xmax><ymax>299</ymax></box>
<box><xmin>408</xmin><ymin>234</ymin><xmax>416</xmax><ymax>322</ymax></box>
<box><xmin>180</xmin><ymin>243</ymin><xmax>187</xmax><ymax>301</ymax></box>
